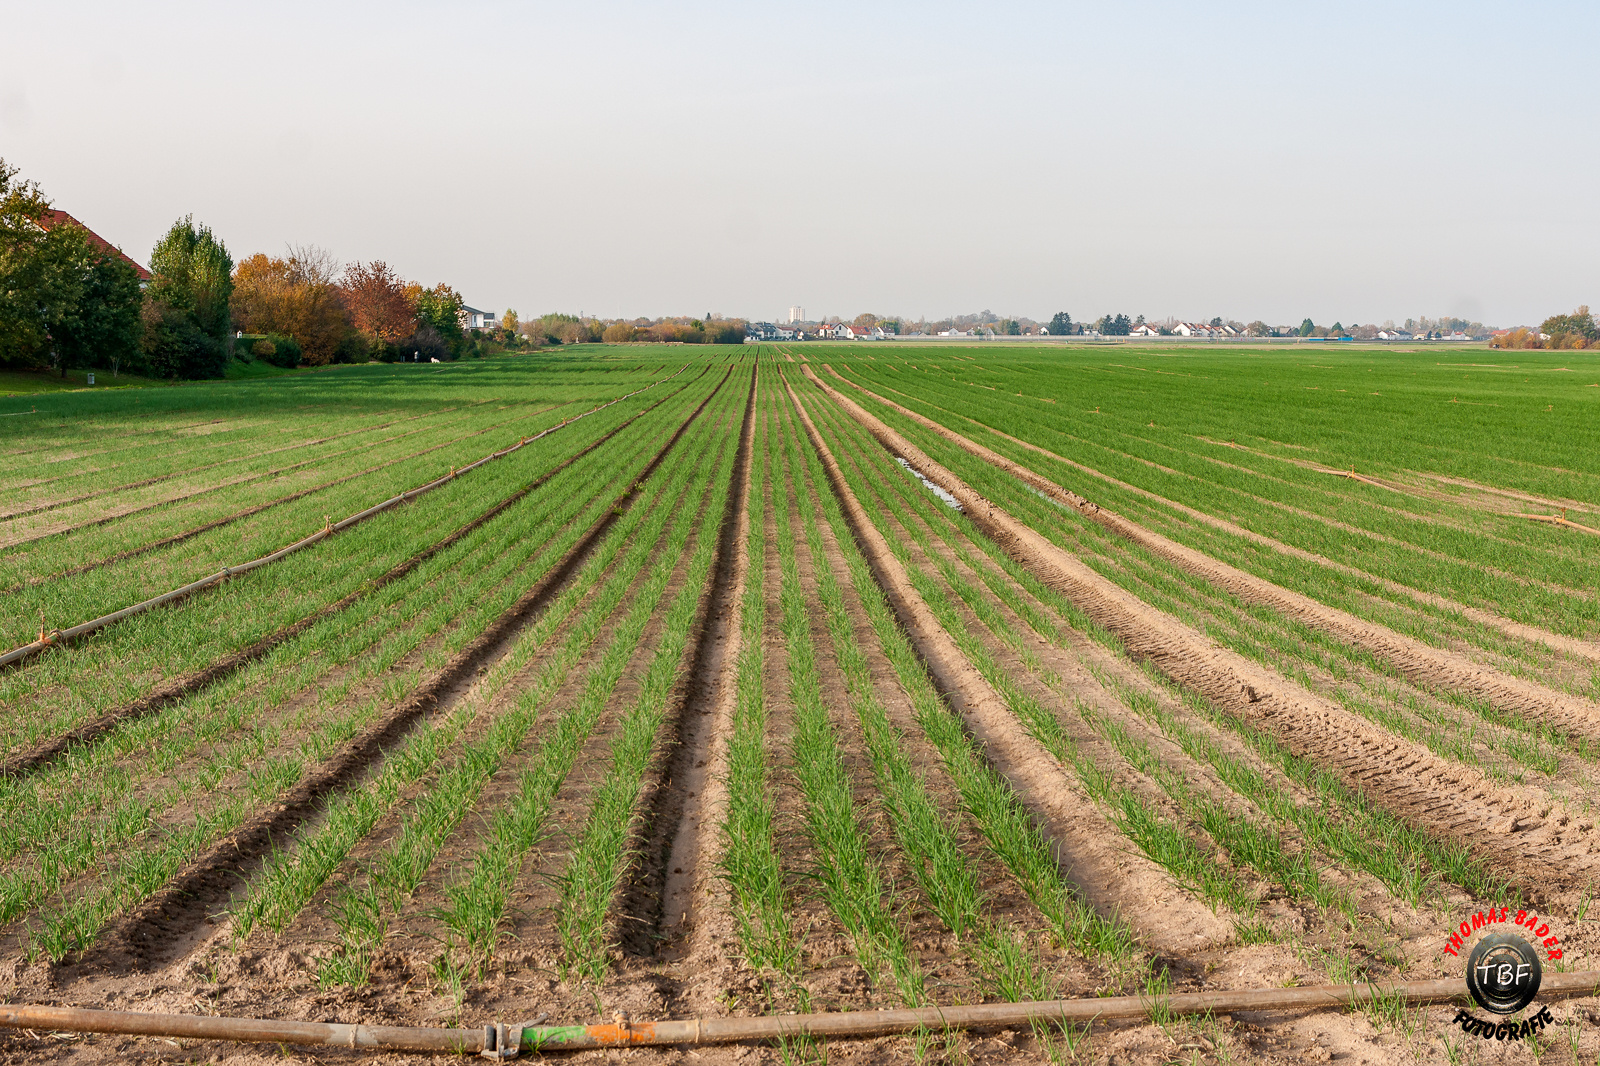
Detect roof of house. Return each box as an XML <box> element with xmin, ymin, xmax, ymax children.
<box><xmin>37</xmin><ymin>209</ymin><xmax>152</xmax><ymax>281</ymax></box>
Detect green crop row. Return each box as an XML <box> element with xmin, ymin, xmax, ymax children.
<box><xmin>0</xmin><ymin>386</ymin><xmax>712</xmax><ymax>954</ymax></box>
<box><xmin>0</xmin><ymin>376</ymin><xmax>706</xmax><ymax>747</ymax></box>
<box><xmin>831</xmin><ymin>358</ymin><xmax>1598</xmax><ymax>642</ymax></box>
<box><xmin>430</xmin><ymin>379</ymin><xmax>744</xmax><ymax>976</ymax></box>
<box><xmin>555</xmin><ymin>376</ymin><xmax>745</xmax><ymax>980</ymax></box>
<box><xmin>251</xmin><ymin>381</ymin><xmax>739</xmax><ymax>983</ymax></box>
<box><xmin>803</xmin><ymin>374</ymin><xmax>1513</xmax><ymax>905</ymax></box>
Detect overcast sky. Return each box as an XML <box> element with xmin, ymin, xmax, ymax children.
<box><xmin>4</xmin><ymin>1</ymin><xmax>1595</xmax><ymax>326</ymax></box>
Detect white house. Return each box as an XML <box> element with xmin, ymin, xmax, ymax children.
<box><xmin>460</xmin><ymin>306</ymin><xmax>499</xmax><ymax>331</ymax></box>
<box><xmin>1376</xmin><ymin>329</ymin><xmax>1413</xmax><ymax>340</ymax></box>
<box><xmin>1130</xmin><ymin>324</ymin><xmax>1160</xmax><ymax>337</ymax></box>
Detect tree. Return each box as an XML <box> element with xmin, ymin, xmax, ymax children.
<box><xmin>1209</xmin><ymin>317</ymin><xmax>1223</xmax><ymax>328</ymax></box>
<box><xmin>54</xmin><ymin>250</ymin><xmax>142</xmax><ymax>377</ymax></box>
<box><xmin>145</xmin><ymin>217</ymin><xmax>233</xmax><ymax>378</ymax></box>
<box><xmin>339</xmin><ymin>261</ymin><xmax>416</xmax><ymax>354</ymax></box>
<box><xmin>1298</xmin><ymin>318</ymin><xmax>1316</xmax><ymax>337</ymax></box>
<box><xmin>0</xmin><ymin>160</ymin><xmax>83</xmax><ymax>369</ymax></box>
<box><xmin>1048</xmin><ymin>311</ymin><xmax>1073</xmax><ymax>336</ymax></box>
<box><xmin>602</xmin><ymin>321</ymin><xmax>634</xmax><ymax>343</ymax></box>
<box><xmin>502</xmin><ymin>309</ymin><xmax>519</xmax><ymax>336</ymax></box>
<box><xmin>411</xmin><ymin>284</ymin><xmax>465</xmax><ymax>358</ymax></box>
<box><xmin>1246</xmin><ymin>320</ymin><xmax>1269</xmax><ymax>337</ymax></box>
<box><xmin>230</xmin><ymin>246</ymin><xmax>350</xmax><ymax>365</ymax></box>
<box><xmin>1097</xmin><ymin>313</ymin><xmax>1131</xmax><ymax>336</ymax></box>
<box><xmin>1540</xmin><ymin>306</ymin><xmax>1597</xmax><ymax>348</ymax></box>
<box><xmin>852</xmin><ymin>312</ymin><xmax>879</xmax><ymax>331</ymax></box>
<box><xmin>149</xmin><ymin>216</ymin><xmax>232</xmax><ymax>339</ymax></box>
<box><xmin>706</xmin><ymin>320</ymin><xmax>747</xmax><ymax>343</ymax></box>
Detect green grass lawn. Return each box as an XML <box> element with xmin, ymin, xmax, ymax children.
<box><xmin>0</xmin><ymin>367</ymin><xmax>168</xmax><ymax>398</ymax></box>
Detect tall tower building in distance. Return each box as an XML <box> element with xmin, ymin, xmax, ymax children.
<box><xmin>788</xmin><ymin>306</ymin><xmax>805</xmax><ymax>324</ymax></box>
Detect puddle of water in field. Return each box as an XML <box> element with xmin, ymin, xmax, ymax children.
<box><xmin>1027</xmin><ymin>485</ymin><xmax>1071</xmax><ymax>510</ymax></box>
<box><xmin>895</xmin><ymin>457</ymin><xmax>963</xmax><ymax>511</ymax></box>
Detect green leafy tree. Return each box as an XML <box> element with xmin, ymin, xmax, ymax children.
<box><xmin>1048</xmin><ymin>311</ymin><xmax>1073</xmax><ymax>335</ymax></box>
<box><xmin>1540</xmin><ymin>306</ymin><xmax>1598</xmax><ymax>343</ymax></box>
<box><xmin>55</xmin><ymin>251</ymin><xmax>142</xmax><ymax>377</ymax></box>
<box><xmin>411</xmin><ymin>283</ymin><xmax>465</xmax><ymax>357</ymax></box>
<box><xmin>144</xmin><ymin>217</ymin><xmax>233</xmax><ymax>378</ymax></box>
<box><xmin>1298</xmin><ymin>318</ymin><xmax>1316</xmax><ymax>337</ymax></box>
<box><xmin>0</xmin><ymin>161</ymin><xmax>84</xmax><ymax>369</ymax></box>
<box><xmin>148</xmin><ymin>216</ymin><xmax>233</xmax><ymax>338</ymax></box>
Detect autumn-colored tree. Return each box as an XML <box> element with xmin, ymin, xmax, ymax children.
<box><xmin>340</xmin><ymin>260</ymin><xmax>416</xmax><ymax>349</ymax></box>
<box><xmin>602</xmin><ymin>321</ymin><xmax>635</xmax><ymax>343</ymax></box>
<box><xmin>1540</xmin><ymin>306</ymin><xmax>1596</xmax><ymax>349</ymax></box>
<box><xmin>852</xmin><ymin>312</ymin><xmax>878</xmax><ymax>331</ymax></box>
<box><xmin>230</xmin><ymin>246</ymin><xmax>351</xmax><ymax>365</ymax></box>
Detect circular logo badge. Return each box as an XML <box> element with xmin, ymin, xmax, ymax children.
<box><xmin>1465</xmin><ymin>933</ymin><xmax>1542</xmax><ymax>1015</ymax></box>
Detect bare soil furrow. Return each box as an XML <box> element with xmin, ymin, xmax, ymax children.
<box><xmin>623</xmin><ymin>367</ymin><xmax>756</xmax><ymax>967</ymax></box>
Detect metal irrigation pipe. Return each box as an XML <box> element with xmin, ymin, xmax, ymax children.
<box><xmin>3</xmin><ymin>973</ymin><xmax>1597</xmax><ymax>1055</ymax></box>
<box><xmin>0</xmin><ymin>365</ymin><xmax>689</xmax><ymax>671</ymax></box>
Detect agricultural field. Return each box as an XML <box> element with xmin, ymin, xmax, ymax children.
<box><xmin>1</xmin><ymin>344</ymin><xmax>1598</xmax><ymax>1065</ymax></box>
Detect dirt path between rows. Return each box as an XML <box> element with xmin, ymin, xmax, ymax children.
<box><xmin>806</xmin><ymin>368</ymin><xmax>1600</xmax><ymax>904</ymax></box>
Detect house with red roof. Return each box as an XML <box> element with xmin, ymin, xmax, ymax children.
<box><xmin>35</xmin><ymin>209</ymin><xmax>152</xmax><ymax>285</ymax></box>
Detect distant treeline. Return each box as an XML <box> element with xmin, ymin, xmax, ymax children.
<box><xmin>0</xmin><ymin>158</ymin><xmax>504</xmax><ymax>379</ymax></box>
<box><xmin>1490</xmin><ymin>307</ymin><xmax>1598</xmax><ymax>350</ymax></box>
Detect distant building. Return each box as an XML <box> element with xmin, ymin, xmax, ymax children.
<box><xmin>788</xmin><ymin>306</ymin><xmax>805</xmax><ymax>324</ymax></box>
<box><xmin>460</xmin><ymin>306</ymin><xmax>499</xmax><ymax>331</ymax></box>
<box><xmin>1130</xmin><ymin>324</ymin><xmax>1160</xmax><ymax>337</ymax></box>
<box><xmin>35</xmin><ymin>209</ymin><xmax>152</xmax><ymax>286</ymax></box>
<box><xmin>1376</xmin><ymin>329</ymin><xmax>1413</xmax><ymax>340</ymax></box>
